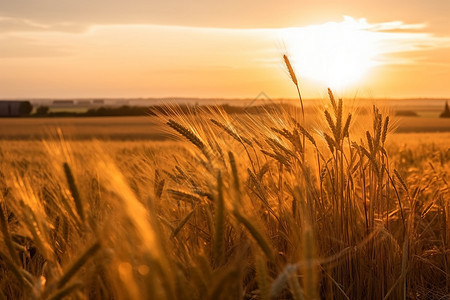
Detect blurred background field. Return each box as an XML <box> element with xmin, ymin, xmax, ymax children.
<box><xmin>0</xmin><ymin>110</ymin><xmax>448</xmax><ymax>141</ymax></box>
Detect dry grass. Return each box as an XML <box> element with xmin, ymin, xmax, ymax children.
<box><xmin>0</xmin><ymin>127</ymin><xmax>448</xmax><ymax>299</ymax></box>
<box><xmin>0</xmin><ymin>60</ymin><xmax>449</xmax><ymax>299</ymax></box>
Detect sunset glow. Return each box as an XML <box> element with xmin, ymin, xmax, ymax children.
<box><xmin>1</xmin><ymin>1</ymin><xmax>450</xmax><ymax>99</ymax></box>
<box><xmin>281</xmin><ymin>17</ymin><xmax>380</xmax><ymax>89</ymax></box>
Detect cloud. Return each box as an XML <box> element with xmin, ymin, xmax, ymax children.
<box><xmin>0</xmin><ymin>16</ymin><xmax>88</xmax><ymax>33</ymax></box>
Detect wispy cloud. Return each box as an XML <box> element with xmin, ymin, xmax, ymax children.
<box><xmin>0</xmin><ymin>16</ymin><xmax>87</xmax><ymax>33</ymax></box>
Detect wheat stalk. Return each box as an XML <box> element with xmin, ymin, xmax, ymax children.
<box><xmin>283</xmin><ymin>54</ymin><xmax>305</xmax><ymax>124</ymax></box>
<box><xmin>213</xmin><ymin>171</ymin><xmax>225</xmax><ymax>265</ymax></box>
<box><xmin>56</xmin><ymin>241</ymin><xmax>101</xmax><ymax>289</ymax></box>
<box><xmin>255</xmin><ymin>252</ymin><xmax>271</xmax><ymax>300</ymax></box>
<box><xmin>63</xmin><ymin>162</ymin><xmax>84</xmax><ymax>223</ymax></box>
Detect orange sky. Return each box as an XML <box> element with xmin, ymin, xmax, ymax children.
<box><xmin>0</xmin><ymin>0</ymin><xmax>449</xmax><ymax>99</ymax></box>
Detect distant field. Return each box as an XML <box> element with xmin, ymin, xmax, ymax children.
<box><xmin>0</xmin><ymin>116</ymin><xmax>165</xmax><ymax>140</ymax></box>
<box><xmin>395</xmin><ymin>116</ymin><xmax>450</xmax><ymax>133</ymax></box>
<box><xmin>0</xmin><ymin>114</ymin><xmax>448</xmax><ymax>140</ymax></box>
<box><xmin>0</xmin><ymin>98</ymin><xmax>448</xmax><ymax>300</ymax></box>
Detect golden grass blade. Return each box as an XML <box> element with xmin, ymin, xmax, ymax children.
<box><xmin>171</xmin><ymin>209</ymin><xmax>195</xmax><ymax>238</ymax></box>
<box><xmin>63</xmin><ymin>162</ymin><xmax>84</xmax><ymax>223</ymax></box>
<box><xmin>0</xmin><ymin>249</ymin><xmax>27</xmax><ymax>288</ymax></box>
<box><xmin>213</xmin><ymin>171</ymin><xmax>225</xmax><ymax>265</ymax></box>
<box><xmin>206</xmin><ymin>266</ymin><xmax>239</xmax><ymax>300</ymax></box>
<box><xmin>48</xmin><ymin>281</ymin><xmax>83</xmax><ymax>300</ymax></box>
<box><xmin>56</xmin><ymin>241</ymin><xmax>101</xmax><ymax>289</ymax></box>
<box><xmin>0</xmin><ymin>201</ymin><xmax>20</xmax><ymax>265</ymax></box>
<box><xmin>382</xmin><ymin>116</ymin><xmax>389</xmax><ymax>144</ymax></box>
<box><xmin>324</xmin><ymin>110</ymin><xmax>337</xmax><ymax>142</ymax></box>
<box><xmin>343</xmin><ymin>114</ymin><xmax>352</xmax><ymax>138</ymax></box>
<box><xmin>328</xmin><ymin>88</ymin><xmax>338</xmax><ymax>114</ymax></box>
<box><xmin>255</xmin><ymin>252</ymin><xmax>271</xmax><ymax>300</ymax></box>
<box><xmin>283</xmin><ymin>54</ymin><xmax>298</xmax><ymax>86</ymax></box>
<box><xmin>233</xmin><ymin>210</ymin><xmax>273</xmax><ymax>260</ymax></box>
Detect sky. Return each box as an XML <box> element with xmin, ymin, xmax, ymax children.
<box><xmin>1</xmin><ymin>0</ymin><xmax>450</xmax><ymax>99</ymax></box>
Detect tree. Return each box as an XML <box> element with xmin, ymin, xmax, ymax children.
<box><xmin>19</xmin><ymin>101</ymin><xmax>33</xmax><ymax>116</ymax></box>
<box><xmin>35</xmin><ymin>106</ymin><xmax>50</xmax><ymax>116</ymax></box>
<box><xmin>439</xmin><ymin>101</ymin><xmax>450</xmax><ymax>118</ymax></box>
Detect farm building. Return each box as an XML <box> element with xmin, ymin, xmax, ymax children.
<box><xmin>0</xmin><ymin>101</ymin><xmax>32</xmax><ymax>117</ymax></box>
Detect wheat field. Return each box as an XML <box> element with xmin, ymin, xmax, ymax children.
<box><xmin>0</xmin><ymin>61</ymin><xmax>449</xmax><ymax>299</ymax></box>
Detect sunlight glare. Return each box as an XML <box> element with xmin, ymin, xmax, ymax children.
<box><xmin>281</xmin><ymin>17</ymin><xmax>379</xmax><ymax>90</ymax></box>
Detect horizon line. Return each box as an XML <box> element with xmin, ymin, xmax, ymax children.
<box><xmin>0</xmin><ymin>96</ymin><xmax>449</xmax><ymax>101</ymax></box>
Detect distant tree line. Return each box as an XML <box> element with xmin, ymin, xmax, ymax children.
<box><xmin>30</xmin><ymin>103</ymin><xmax>302</xmax><ymax>117</ymax></box>
<box><xmin>86</xmin><ymin>106</ymin><xmax>150</xmax><ymax>116</ymax></box>
<box><xmin>33</xmin><ymin>105</ymin><xmax>151</xmax><ymax>117</ymax></box>
<box><xmin>17</xmin><ymin>100</ymin><xmax>450</xmax><ymax>118</ymax></box>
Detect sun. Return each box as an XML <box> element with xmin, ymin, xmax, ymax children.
<box><xmin>280</xmin><ymin>17</ymin><xmax>380</xmax><ymax>90</ymax></box>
